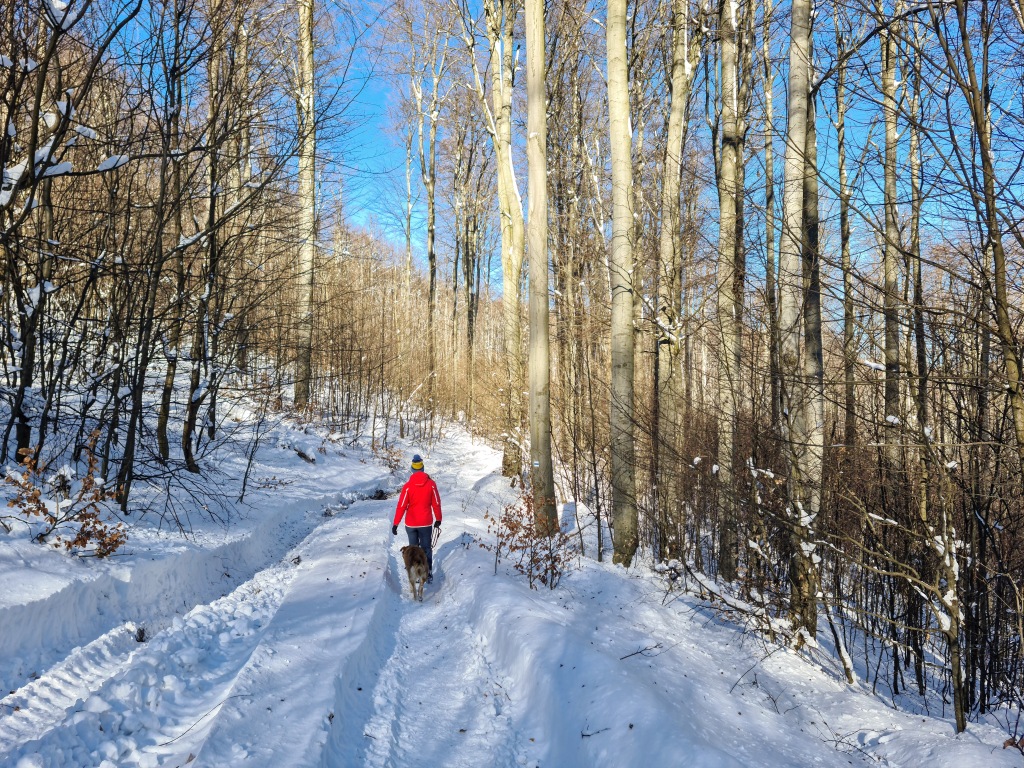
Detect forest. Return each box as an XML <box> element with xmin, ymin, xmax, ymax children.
<box><xmin>2</xmin><ymin>0</ymin><xmax>1024</xmax><ymax>741</ymax></box>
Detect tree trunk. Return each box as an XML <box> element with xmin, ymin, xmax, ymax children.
<box><xmin>763</xmin><ymin>0</ymin><xmax>780</xmax><ymax>436</ymax></box>
<box><xmin>655</xmin><ymin>0</ymin><xmax>700</xmax><ymax>561</ymax></box>
<box><xmin>800</xmin><ymin>89</ymin><xmax>824</xmax><ymax>629</ymax></box>
<box><xmin>715</xmin><ymin>0</ymin><xmax>748</xmax><ymax>582</ymax></box>
<box><xmin>158</xmin><ymin>0</ymin><xmax>185</xmax><ymax>462</ymax></box>
<box><xmin>293</xmin><ymin>0</ymin><xmax>317</xmax><ymax>410</ymax></box>
<box><xmin>417</xmin><ymin>83</ymin><xmax>441</xmax><ymax>421</ymax></box>
<box><xmin>879</xmin><ymin>0</ymin><xmax>901</xmax><ymax>469</ymax></box>
<box><xmin>525</xmin><ymin>0</ymin><xmax>557</xmax><ymax>533</ymax></box>
<box><xmin>607</xmin><ymin>0</ymin><xmax>637</xmax><ymax>566</ymax></box>
<box><xmin>908</xmin><ymin>35</ymin><xmax>930</xmax><ymax>696</ymax></box>
<box><xmin>833</xmin><ymin>10</ymin><xmax>856</xmax><ymax>450</ymax></box>
<box><xmin>472</xmin><ymin>0</ymin><xmax>526</xmax><ymax>478</ymax></box>
<box><xmin>779</xmin><ymin>0</ymin><xmax>818</xmax><ymax>644</ymax></box>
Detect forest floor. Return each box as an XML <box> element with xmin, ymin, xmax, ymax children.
<box><xmin>0</xmin><ymin>416</ymin><xmax>1018</xmax><ymax>767</ymax></box>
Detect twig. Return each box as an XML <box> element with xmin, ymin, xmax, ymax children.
<box><xmin>581</xmin><ymin>726</ymin><xmax>609</xmax><ymax>737</ymax></box>
<box><xmin>157</xmin><ymin>693</ymin><xmax>249</xmax><ymax>747</ymax></box>
<box><xmin>620</xmin><ymin>642</ymin><xmax>664</xmax><ymax>660</ymax></box>
<box><xmin>729</xmin><ymin>645</ymin><xmax>783</xmax><ymax>694</ymax></box>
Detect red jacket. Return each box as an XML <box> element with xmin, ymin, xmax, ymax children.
<box><xmin>393</xmin><ymin>471</ymin><xmax>442</xmax><ymax>528</ymax></box>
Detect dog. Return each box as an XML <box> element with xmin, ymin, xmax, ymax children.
<box><xmin>400</xmin><ymin>545</ymin><xmax>429</xmax><ymax>601</ymax></box>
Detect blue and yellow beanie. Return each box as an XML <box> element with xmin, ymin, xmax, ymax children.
<box><xmin>411</xmin><ymin>454</ymin><xmax>424</xmax><ymax>471</ymax></box>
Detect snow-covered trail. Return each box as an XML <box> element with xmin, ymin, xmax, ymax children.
<box><xmin>324</xmin><ymin>435</ymin><xmax>526</xmax><ymax>768</ymax></box>
<box><xmin>1</xmin><ymin>425</ymin><xmax>1019</xmax><ymax>767</ymax></box>
<box><xmin>333</xmin><ymin>543</ymin><xmax>523</xmax><ymax>768</ymax></box>
<box><xmin>0</xmin><ymin>502</ymin><xmax>390</xmax><ymax>767</ymax></box>
<box><xmin>0</xmin><ymin>428</ymin><xmax>519</xmax><ymax>768</ymax></box>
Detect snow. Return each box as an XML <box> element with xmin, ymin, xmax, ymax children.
<box><xmin>74</xmin><ymin>126</ymin><xmax>98</xmax><ymax>140</ymax></box>
<box><xmin>44</xmin><ymin>0</ymin><xmax>84</xmax><ymax>31</ymax></box>
<box><xmin>0</xmin><ymin>420</ymin><xmax>1017</xmax><ymax>767</ymax></box>
<box><xmin>35</xmin><ymin>140</ymin><xmax>56</xmax><ymax>165</ymax></box>
<box><xmin>97</xmin><ymin>155</ymin><xmax>130</xmax><ymax>172</ymax></box>
<box><xmin>1</xmin><ymin>161</ymin><xmax>26</xmax><ymax>207</ymax></box>
<box><xmin>42</xmin><ymin>161</ymin><xmax>73</xmax><ymax>177</ymax></box>
<box><xmin>178</xmin><ymin>231</ymin><xmax>205</xmax><ymax>249</ymax></box>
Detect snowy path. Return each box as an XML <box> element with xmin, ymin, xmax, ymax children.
<box><xmin>323</xmin><ymin>437</ymin><xmax>527</xmax><ymax>768</ymax></box>
<box><xmin>334</xmin><ymin>547</ymin><xmax>522</xmax><ymax>768</ymax></box>
<box><xmin>0</xmin><ymin>425</ymin><xmax>1018</xmax><ymax>767</ymax></box>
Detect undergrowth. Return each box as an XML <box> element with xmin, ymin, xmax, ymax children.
<box><xmin>481</xmin><ymin>489</ymin><xmax>577</xmax><ymax>589</ymax></box>
<box><xmin>2</xmin><ymin>434</ymin><xmax>125</xmax><ymax>557</ymax></box>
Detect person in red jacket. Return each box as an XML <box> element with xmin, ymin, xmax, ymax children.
<box><xmin>391</xmin><ymin>454</ymin><xmax>442</xmax><ymax>582</ymax></box>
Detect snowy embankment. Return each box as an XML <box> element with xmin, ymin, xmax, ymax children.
<box><xmin>0</xmin><ymin>420</ymin><xmax>1018</xmax><ymax>767</ymax></box>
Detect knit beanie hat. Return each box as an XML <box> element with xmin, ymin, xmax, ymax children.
<box><xmin>411</xmin><ymin>454</ymin><xmax>424</xmax><ymax>471</ymax></box>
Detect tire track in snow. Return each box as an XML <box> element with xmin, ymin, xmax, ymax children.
<box><xmin>0</xmin><ymin>620</ymin><xmax>144</xmax><ymax>750</ymax></box>
<box><xmin>0</xmin><ymin>499</ymin><xmax>325</xmax><ymax>697</ymax></box>
<box><xmin>190</xmin><ymin>506</ymin><xmax>395</xmax><ymax>767</ymax></box>
<box><xmin>0</xmin><ymin>519</ymin><xmax>315</xmax><ymax>767</ymax></box>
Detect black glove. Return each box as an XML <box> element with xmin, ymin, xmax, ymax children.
<box><xmin>391</xmin><ymin>524</ymin><xmax>398</xmax><ymax>535</ymax></box>
<box><xmin>433</xmin><ymin>520</ymin><xmax>441</xmax><ymax>530</ymax></box>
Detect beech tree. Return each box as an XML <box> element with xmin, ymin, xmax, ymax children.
<box><xmin>778</xmin><ymin>0</ymin><xmax>819</xmax><ymax>645</ymax></box>
<box><xmin>525</xmin><ymin>0</ymin><xmax>556</xmax><ymax>532</ymax></box>
<box><xmin>292</xmin><ymin>0</ymin><xmax>317</xmax><ymax>410</ymax></box>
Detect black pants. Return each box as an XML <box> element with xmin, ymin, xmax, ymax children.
<box><xmin>405</xmin><ymin>526</ymin><xmax>433</xmax><ymax>573</ymax></box>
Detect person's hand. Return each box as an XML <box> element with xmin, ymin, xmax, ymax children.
<box><xmin>433</xmin><ymin>521</ymin><xmax>441</xmax><ymax>530</ymax></box>
<box><xmin>391</xmin><ymin>524</ymin><xmax>398</xmax><ymax>535</ymax></box>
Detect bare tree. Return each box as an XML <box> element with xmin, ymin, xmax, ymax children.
<box><xmin>292</xmin><ymin>0</ymin><xmax>317</xmax><ymax>410</ymax></box>
<box><xmin>456</xmin><ymin>0</ymin><xmax>526</xmax><ymax>477</ymax></box>
<box><xmin>525</xmin><ymin>0</ymin><xmax>556</xmax><ymax>532</ymax></box>
<box><xmin>714</xmin><ymin>0</ymin><xmax>752</xmax><ymax>581</ymax></box>
<box><xmin>778</xmin><ymin>0</ymin><xmax>819</xmax><ymax>644</ymax></box>
<box><xmin>607</xmin><ymin>0</ymin><xmax>637</xmax><ymax>566</ymax></box>
<box><xmin>654</xmin><ymin>0</ymin><xmax>701</xmax><ymax>560</ymax></box>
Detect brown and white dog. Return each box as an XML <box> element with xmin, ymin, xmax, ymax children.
<box><xmin>400</xmin><ymin>545</ymin><xmax>429</xmax><ymax>601</ymax></box>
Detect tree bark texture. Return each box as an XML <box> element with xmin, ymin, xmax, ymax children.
<box><xmin>526</xmin><ymin>0</ymin><xmax>557</xmax><ymax>533</ymax></box>
<box><xmin>655</xmin><ymin>0</ymin><xmax>700</xmax><ymax>561</ymax></box>
<box><xmin>607</xmin><ymin>0</ymin><xmax>638</xmax><ymax>566</ymax></box>
<box><xmin>715</xmin><ymin>0</ymin><xmax>748</xmax><ymax>582</ymax></box>
<box><xmin>293</xmin><ymin>0</ymin><xmax>317</xmax><ymax>410</ymax></box>
<box><xmin>779</xmin><ymin>0</ymin><xmax>819</xmax><ymax>644</ymax></box>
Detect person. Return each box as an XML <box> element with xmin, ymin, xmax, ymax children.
<box><xmin>391</xmin><ymin>453</ymin><xmax>442</xmax><ymax>582</ymax></box>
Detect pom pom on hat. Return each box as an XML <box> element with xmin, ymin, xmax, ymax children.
<box><xmin>411</xmin><ymin>454</ymin><xmax>424</xmax><ymax>471</ymax></box>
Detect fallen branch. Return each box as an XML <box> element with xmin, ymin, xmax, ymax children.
<box><xmin>620</xmin><ymin>642</ymin><xmax>664</xmax><ymax>660</ymax></box>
